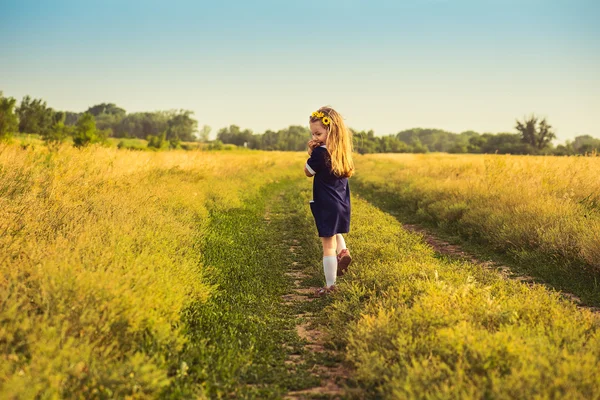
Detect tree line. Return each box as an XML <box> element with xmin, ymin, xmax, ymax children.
<box><xmin>216</xmin><ymin>120</ymin><xmax>599</xmax><ymax>156</ymax></box>
<box><xmin>0</xmin><ymin>92</ymin><xmax>204</xmax><ymax>148</ymax></box>
<box><xmin>1</xmin><ymin>91</ymin><xmax>598</xmax><ymax>155</ymax></box>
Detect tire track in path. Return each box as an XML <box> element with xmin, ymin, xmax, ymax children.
<box><xmin>403</xmin><ymin>223</ymin><xmax>600</xmax><ymax>314</ymax></box>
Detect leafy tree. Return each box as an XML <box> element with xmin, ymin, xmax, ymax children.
<box><xmin>352</xmin><ymin>130</ymin><xmax>376</xmax><ymax>154</ymax></box>
<box><xmin>198</xmin><ymin>125</ymin><xmax>211</xmax><ymax>142</ymax></box>
<box><xmin>396</xmin><ymin>129</ymin><xmax>420</xmax><ymax>146</ymax></box>
<box><xmin>85</xmin><ymin>103</ymin><xmax>126</xmax><ymax>133</ymax></box>
<box><xmin>16</xmin><ymin>95</ymin><xmax>55</xmax><ymax>134</ymax></box>
<box><xmin>459</xmin><ymin>130</ymin><xmax>480</xmax><ymax>140</ymax></box>
<box><xmin>352</xmin><ymin>130</ymin><xmax>414</xmax><ymax>154</ymax></box>
<box><xmin>274</xmin><ymin>125</ymin><xmax>310</xmax><ymax>151</ymax></box>
<box><xmin>0</xmin><ymin>92</ymin><xmax>18</xmax><ymax>141</ymax></box>
<box><xmin>247</xmin><ymin>126</ymin><xmax>310</xmax><ymax>151</ymax></box>
<box><xmin>553</xmin><ymin>142</ymin><xmax>575</xmax><ymax>156</ymax></box>
<box><xmin>94</xmin><ymin>114</ymin><xmax>121</xmax><ymax>133</ymax></box>
<box><xmin>217</xmin><ymin>125</ymin><xmax>254</xmax><ymax>147</ymax></box>
<box><xmin>86</xmin><ymin>103</ymin><xmax>126</xmax><ymax>117</ymax></box>
<box><xmin>114</xmin><ymin>112</ymin><xmax>169</xmax><ymax>138</ymax></box>
<box><xmin>168</xmin><ymin>136</ymin><xmax>181</xmax><ymax>149</ymax></box>
<box><xmin>480</xmin><ymin>133</ymin><xmax>533</xmax><ymax>154</ymax></box>
<box><xmin>147</xmin><ymin>133</ymin><xmax>168</xmax><ymax>150</ymax></box>
<box><xmin>571</xmin><ymin>135</ymin><xmax>600</xmax><ymax>154</ymax></box>
<box><xmin>72</xmin><ymin>112</ymin><xmax>101</xmax><ymax>147</ymax></box>
<box><xmin>166</xmin><ymin>110</ymin><xmax>198</xmax><ymax>142</ymax></box>
<box><xmin>208</xmin><ymin>139</ymin><xmax>224</xmax><ymax>150</ymax></box>
<box><xmin>44</xmin><ymin>111</ymin><xmax>71</xmax><ymax>149</ymax></box>
<box><xmin>64</xmin><ymin>111</ymin><xmax>81</xmax><ymax>125</ymax></box>
<box><xmin>467</xmin><ymin>134</ymin><xmax>491</xmax><ymax>153</ymax></box>
<box><xmin>448</xmin><ymin>143</ymin><xmax>468</xmax><ymax>153</ymax></box>
<box><xmin>515</xmin><ymin>115</ymin><xmax>556</xmax><ymax>150</ymax></box>
<box><xmin>412</xmin><ymin>142</ymin><xmax>428</xmax><ymax>153</ymax></box>
<box><xmin>394</xmin><ymin>128</ymin><xmax>469</xmax><ymax>153</ymax></box>
<box><xmin>260</xmin><ymin>129</ymin><xmax>280</xmax><ymax>150</ymax></box>
<box><xmin>61</xmin><ymin>107</ymin><xmax>200</xmax><ymax>142</ymax></box>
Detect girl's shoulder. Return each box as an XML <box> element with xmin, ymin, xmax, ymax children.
<box><xmin>310</xmin><ymin>146</ymin><xmax>327</xmax><ymax>159</ymax></box>
<box><xmin>314</xmin><ymin>145</ymin><xmax>328</xmax><ymax>154</ymax></box>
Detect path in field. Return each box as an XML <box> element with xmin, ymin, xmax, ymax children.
<box><xmin>282</xmin><ymin>253</ymin><xmax>349</xmax><ymax>400</ymax></box>
<box><xmin>171</xmin><ymin>179</ymin><xmax>352</xmax><ymax>398</ymax></box>
<box><xmin>265</xmin><ymin>184</ymin><xmax>350</xmax><ymax>399</ymax></box>
<box><xmin>402</xmin><ymin>223</ymin><xmax>600</xmax><ymax>313</ymax></box>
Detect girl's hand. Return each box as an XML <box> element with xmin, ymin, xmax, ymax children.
<box><xmin>307</xmin><ymin>139</ymin><xmax>322</xmax><ymax>155</ymax></box>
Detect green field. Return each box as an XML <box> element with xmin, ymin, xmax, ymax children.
<box><xmin>1</xmin><ymin>145</ymin><xmax>599</xmax><ymax>399</ymax></box>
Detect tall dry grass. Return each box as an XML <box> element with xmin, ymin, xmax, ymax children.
<box><xmin>355</xmin><ymin>153</ymin><xmax>600</xmax><ymax>274</ymax></box>
<box><xmin>0</xmin><ymin>144</ymin><xmax>299</xmax><ymax>398</ymax></box>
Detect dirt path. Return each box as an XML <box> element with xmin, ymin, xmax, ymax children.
<box><xmin>264</xmin><ymin>187</ymin><xmax>350</xmax><ymax>399</ymax></box>
<box><xmin>402</xmin><ymin>224</ymin><xmax>600</xmax><ymax>313</ymax></box>
<box><xmin>282</xmin><ymin>242</ymin><xmax>349</xmax><ymax>399</ymax></box>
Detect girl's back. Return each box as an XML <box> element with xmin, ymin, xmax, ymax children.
<box><xmin>305</xmin><ymin>106</ymin><xmax>355</xmax><ymax>294</ymax></box>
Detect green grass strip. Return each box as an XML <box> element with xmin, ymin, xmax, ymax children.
<box><xmin>162</xmin><ymin>179</ymin><xmax>324</xmax><ymax>399</ymax></box>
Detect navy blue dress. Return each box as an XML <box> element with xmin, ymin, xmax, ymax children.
<box><xmin>306</xmin><ymin>146</ymin><xmax>351</xmax><ymax>237</ymax></box>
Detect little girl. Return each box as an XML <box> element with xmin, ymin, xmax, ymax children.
<box><xmin>304</xmin><ymin>106</ymin><xmax>354</xmax><ymax>295</ymax></box>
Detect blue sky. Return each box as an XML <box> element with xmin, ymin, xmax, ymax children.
<box><xmin>1</xmin><ymin>0</ymin><xmax>598</xmax><ymax>141</ymax></box>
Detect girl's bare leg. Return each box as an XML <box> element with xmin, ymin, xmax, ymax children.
<box><xmin>321</xmin><ymin>236</ymin><xmax>337</xmax><ymax>257</ymax></box>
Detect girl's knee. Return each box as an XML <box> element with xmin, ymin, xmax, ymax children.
<box><xmin>320</xmin><ymin>236</ymin><xmax>337</xmax><ymax>256</ymax></box>
<box><xmin>320</xmin><ymin>235</ymin><xmax>336</xmax><ymax>246</ymax></box>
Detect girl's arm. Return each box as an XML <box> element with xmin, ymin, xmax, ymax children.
<box><xmin>305</xmin><ymin>143</ymin><xmax>323</xmax><ymax>177</ymax></box>
<box><xmin>304</xmin><ymin>165</ymin><xmax>314</xmax><ymax>177</ymax></box>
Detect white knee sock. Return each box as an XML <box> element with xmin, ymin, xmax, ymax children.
<box><xmin>323</xmin><ymin>256</ymin><xmax>337</xmax><ymax>287</ymax></box>
<box><xmin>336</xmin><ymin>234</ymin><xmax>347</xmax><ymax>254</ymax></box>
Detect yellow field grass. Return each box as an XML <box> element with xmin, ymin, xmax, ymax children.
<box><xmin>354</xmin><ymin>153</ymin><xmax>600</xmax><ymax>272</ymax></box>
<box><xmin>3</xmin><ymin>144</ymin><xmax>600</xmax><ymax>398</ymax></box>
<box><xmin>329</xmin><ymin>193</ymin><xmax>600</xmax><ymax>398</ymax></box>
<box><xmin>0</xmin><ymin>144</ymin><xmax>300</xmax><ymax>398</ymax></box>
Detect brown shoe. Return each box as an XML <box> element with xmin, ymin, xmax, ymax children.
<box><xmin>337</xmin><ymin>249</ymin><xmax>352</xmax><ymax>276</ymax></box>
<box><xmin>314</xmin><ymin>285</ymin><xmax>336</xmax><ymax>297</ymax></box>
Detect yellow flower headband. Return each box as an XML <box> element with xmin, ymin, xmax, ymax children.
<box><xmin>311</xmin><ymin>111</ymin><xmax>331</xmax><ymax>126</ymax></box>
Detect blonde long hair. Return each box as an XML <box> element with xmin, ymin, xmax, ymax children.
<box><xmin>310</xmin><ymin>106</ymin><xmax>354</xmax><ymax>178</ymax></box>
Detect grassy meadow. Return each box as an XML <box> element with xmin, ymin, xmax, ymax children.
<box><xmin>352</xmin><ymin>153</ymin><xmax>600</xmax><ymax>306</ymax></box>
<box><xmin>327</xmin><ymin>192</ymin><xmax>600</xmax><ymax>399</ymax></box>
<box><xmin>0</xmin><ymin>144</ymin><xmax>302</xmax><ymax>397</ymax></box>
<box><xmin>1</xmin><ymin>143</ymin><xmax>600</xmax><ymax>398</ymax></box>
